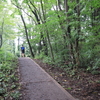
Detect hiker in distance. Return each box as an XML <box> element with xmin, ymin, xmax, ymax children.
<box><xmin>21</xmin><ymin>45</ymin><xmax>25</xmax><ymax>57</ymax></box>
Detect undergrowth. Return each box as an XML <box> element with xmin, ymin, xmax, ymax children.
<box><xmin>0</xmin><ymin>58</ymin><xmax>21</xmax><ymax>100</ymax></box>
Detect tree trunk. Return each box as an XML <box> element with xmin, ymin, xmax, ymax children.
<box><xmin>20</xmin><ymin>14</ymin><xmax>35</xmax><ymax>58</ymax></box>
<box><xmin>64</xmin><ymin>0</ymin><xmax>76</xmax><ymax>65</ymax></box>
<box><xmin>57</xmin><ymin>0</ymin><xmax>62</xmax><ymax>11</ymax></box>
<box><xmin>40</xmin><ymin>0</ymin><xmax>55</xmax><ymax>62</ymax></box>
<box><xmin>18</xmin><ymin>37</ymin><xmax>20</xmax><ymax>51</ymax></box>
<box><xmin>41</xmin><ymin>33</ymin><xmax>48</xmax><ymax>55</ymax></box>
<box><xmin>28</xmin><ymin>1</ymin><xmax>48</xmax><ymax>55</ymax></box>
<box><xmin>75</xmin><ymin>0</ymin><xmax>80</xmax><ymax>67</ymax></box>
<box><xmin>0</xmin><ymin>18</ymin><xmax>4</xmax><ymax>48</ymax></box>
<box><xmin>0</xmin><ymin>35</ymin><xmax>2</xmax><ymax>48</ymax></box>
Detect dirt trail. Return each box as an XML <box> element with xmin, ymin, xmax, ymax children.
<box><xmin>18</xmin><ymin>57</ymin><xmax>76</xmax><ymax>100</ymax></box>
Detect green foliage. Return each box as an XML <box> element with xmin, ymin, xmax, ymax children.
<box><xmin>35</xmin><ymin>52</ymin><xmax>46</xmax><ymax>59</ymax></box>
<box><xmin>16</xmin><ymin>51</ymin><xmax>20</xmax><ymax>57</ymax></box>
<box><xmin>0</xmin><ymin>47</ymin><xmax>15</xmax><ymax>62</ymax></box>
<box><xmin>1</xmin><ymin>0</ymin><xmax>99</xmax><ymax>75</ymax></box>
<box><xmin>80</xmin><ymin>32</ymin><xmax>100</xmax><ymax>69</ymax></box>
<box><xmin>67</xmin><ymin>87</ymin><xmax>72</xmax><ymax>90</ymax></box>
<box><xmin>43</xmin><ymin>56</ymin><xmax>54</xmax><ymax>65</ymax></box>
<box><xmin>10</xmin><ymin>91</ymin><xmax>21</xmax><ymax>99</ymax></box>
<box><xmin>22</xmin><ymin>0</ymin><xmax>28</xmax><ymax>4</ymax></box>
<box><xmin>0</xmin><ymin>59</ymin><xmax>21</xmax><ymax>99</ymax></box>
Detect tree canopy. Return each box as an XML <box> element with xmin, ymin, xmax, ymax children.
<box><xmin>0</xmin><ymin>0</ymin><xmax>100</xmax><ymax>73</ymax></box>
<box><xmin>0</xmin><ymin>0</ymin><xmax>100</xmax><ymax>99</ymax></box>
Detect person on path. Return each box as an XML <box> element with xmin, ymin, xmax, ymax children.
<box><xmin>21</xmin><ymin>45</ymin><xmax>25</xmax><ymax>57</ymax></box>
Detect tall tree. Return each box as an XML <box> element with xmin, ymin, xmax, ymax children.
<box><xmin>20</xmin><ymin>13</ymin><xmax>35</xmax><ymax>57</ymax></box>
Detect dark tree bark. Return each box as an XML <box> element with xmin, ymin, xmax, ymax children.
<box><xmin>75</xmin><ymin>0</ymin><xmax>80</xmax><ymax>67</ymax></box>
<box><xmin>13</xmin><ymin>2</ymin><xmax>35</xmax><ymax>57</ymax></box>
<box><xmin>20</xmin><ymin>14</ymin><xmax>35</xmax><ymax>58</ymax></box>
<box><xmin>57</xmin><ymin>0</ymin><xmax>62</xmax><ymax>11</ymax></box>
<box><xmin>64</xmin><ymin>0</ymin><xmax>76</xmax><ymax>65</ymax></box>
<box><xmin>0</xmin><ymin>35</ymin><xmax>2</xmax><ymax>48</ymax></box>
<box><xmin>0</xmin><ymin>18</ymin><xmax>4</xmax><ymax>48</ymax></box>
<box><xmin>28</xmin><ymin>1</ymin><xmax>48</xmax><ymax>55</ymax></box>
<box><xmin>18</xmin><ymin>37</ymin><xmax>20</xmax><ymax>51</ymax></box>
<box><xmin>28</xmin><ymin>3</ymin><xmax>40</xmax><ymax>25</ymax></box>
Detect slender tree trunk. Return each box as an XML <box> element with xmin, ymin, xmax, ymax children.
<box><xmin>64</xmin><ymin>0</ymin><xmax>76</xmax><ymax>65</ymax></box>
<box><xmin>28</xmin><ymin>2</ymin><xmax>48</xmax><ymax>55</ymax></box>
<box><xmin>56</xmin><ymin>0</ymin><xmax>76</xmax><ymax>64</ymax></box>
<box><xmin>41</xmin><ymin>33</ymin><xmax>48</xmax><ymax>55</ymax></box>
<box><xmin>20</xmin><ymin>14</ymin><xmax>35</xmax><ymax>58</ymax></box>
<box><xmin>13</xmin><ymin>40</ymin><xmax>15</xmax><ymax>54</ymax></box>
<box><xmin>40</xmin><ymin>0</ymin><xmax>55</xmax><ymax>61</ymax></box>
<box><xmin>75</xmin><ymin>0</ymin><xmax>80</xmax><ymax>67</ymax></box>
<box><xmin>0</xmin><ymin>18</ymin><xmax>4</xmax><ymax>48</ymax></box>
<box><xmin>57</xmin><ymin>0</ymin><xmax>62</xmax><ymax>11</ymax></box>
<box><xmin>18</xmin><ymin>37</ymin><xmax>20</xmax><ymax>51</ymax></box>
<box><xmin>0</xmin><ymin>35</ymin><xmax>2</xmax><ymax>48</ymax></box>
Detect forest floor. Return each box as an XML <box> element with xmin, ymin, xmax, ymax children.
<box><xmin>34</xmin><ymin>59</ymin><xmax>100</xmax><ymax>100</ymax></box>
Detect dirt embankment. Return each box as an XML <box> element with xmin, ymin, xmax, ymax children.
<box><xmin>34</xmin><ymin>59</ymin><xmax>100</xmax><ymax>100</ymax></box>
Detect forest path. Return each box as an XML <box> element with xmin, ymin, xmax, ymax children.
<box><xmin>18</xmin><ymin>57</ymin><xmax>76</xmax><ymax>100</ymax></box>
